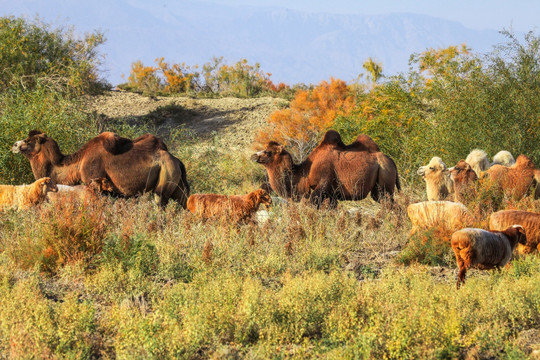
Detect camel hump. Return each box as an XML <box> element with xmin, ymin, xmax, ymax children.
<box><xmin>320</xmin><ymin>130</ymin><xmax>346</xmax><ymax>148</ymax></box>
<box><xmin>96</xmin><ymin>131</ymin><xmax>134</xmax><ymax>154</ymax></box>
<box><xmin>515</xmin><ymin>154</ymin><xmax>535</xmax><ymax>169</ymax></box>
<box><xmin>134</xmin><ymin>133</ymin><xmax>169</xmax><ymax>151</ymax></box>
<box><xmin>350</xmin><ymin>134</ymin><xmax>380</xmax><ymax>152</ymax></box>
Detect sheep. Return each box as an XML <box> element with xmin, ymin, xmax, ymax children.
<box><xmin>491</xmin><ymin>150</ymin><xmax>516</xmax><ymax>167</ymax></box>
<box><xmin>407</xmin><ymin>201</ymin><xmax>474</xmax><ymax>235</ymax></box>
<box><xmin>451</xmin><ymin>225</ymin><xmax>527</xmax><ymax>289</ymax></box>
<box><xmin>0</xmin><ymin>177</ymin><xmax>58</xmax><ymax>210</ymax></box>
<box><xmin>187</xmin><ymin>189</ymin><xmax>272</xmax><ymax>225</ymax></box>
<box><xmin>489</xmin><ymin>210</ymin><xmax>540</xmax><ymax>254</ymax></box>
<box><xmin>47</xmin><ymin>177</ymin><xmax>116</xmax><ymax>203</ymax></box>
<box><xmin>465</xmin><ymin>149</ymin><xmax>490</xmax><ymax>176</ymax></box>
<box><xmin>417</xmin><ymin>157</ymin><xmax>454</xmax><ymax>201</ymax></box>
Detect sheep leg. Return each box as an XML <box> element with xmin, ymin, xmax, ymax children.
<box><xmin>456</xmin><ymin>267</ymin><xmax>467</xmax><ymax>289</ymax></box>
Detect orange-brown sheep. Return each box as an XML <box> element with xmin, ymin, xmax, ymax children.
<box><xmin>407</xmin><ymin>201</ymin><xmax>474</xmax><ymax>235</ymax></box>
<box><xmin>187</xmin><ymin>189</ymin><xmax>272</xmax><ymax>224</ymax></box>
<box><xmin>489</xmin><ymin>210</ymin><xmax>540</xmax><ymax>254</ymax></box>
<box><xmin>0</xmin><ymin>177</ymin><xmax>57</xmax><ymax>210</ymax></box>
<box><xmin>451</xmin><ymin>225</ymin><xmax>527</xmax><ymax>289</ymax></box>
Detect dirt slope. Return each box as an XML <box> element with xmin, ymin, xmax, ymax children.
<box><xmin>86</xmin><ymin>91</ymin><xmax>288</xmax><ymax>151</ymax></box>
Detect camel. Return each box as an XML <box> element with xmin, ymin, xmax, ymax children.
<box><xmin>251</xmin><ymin>130</ymin><xmax>400</xmax><ymax>207</ymax></box>
<box><xmin>484</xmin><ymin>154</ymin><xmax>540</xmax><ymax>200</ymax></box>
<box><xmin>12</xmin><ymin>130</ymin><xmax>190</xmax><ymax>208</ymax></box>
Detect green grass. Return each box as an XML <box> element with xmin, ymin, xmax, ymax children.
<box><xmin>0</xmin><ymin>185</ymin><xmax>538</xmax><ymax>359</ymax></box>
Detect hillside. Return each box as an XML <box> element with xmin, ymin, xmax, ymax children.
<box><xmin>86</xmin><ymin>91</ymin><xmax>288</xmax><ymax>151</ymax></box>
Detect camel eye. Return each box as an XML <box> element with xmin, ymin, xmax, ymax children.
<box><xmin>265</xmin><ymin>151</ymin><xmax>272</xmax><ymax>156</ymax></box>
<box><xmin>429</xmin><ymin>167</ymin><xmax>435</xmax><ymax>171</ymax></box>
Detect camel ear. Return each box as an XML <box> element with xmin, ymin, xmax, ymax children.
<box><xmin>37</xmin><ymin>134</ymin><xmax>47</xmax><ymax>144</ymax></box>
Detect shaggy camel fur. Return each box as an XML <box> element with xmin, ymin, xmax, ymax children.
<box><xmin>252</xmin><ymin>130</ymin><xmax>400</xmax><ymax>207</ymax></box>
<box><xmin>489</xmin><ymin>210</ymin><xmax>540</xmax><ymax>254</ymax></box>
<box><xmin>12</xmin><ymin>130</ymin><xmax>189</xmax><ymax>208</ymax></box>
<box><xmin>417</xmin><ymin>157</ymin><xmax>454</xmax><ymax>201</ymax></box>
<box><xmin>187</xmin><ymin>189</ymin><xmax>272</xmax><ymax>225</ymax></box>
<box><xmin>407</xmin><ymin>201</ymin><xmax>473</xmax><ymax>235</ymax></box>
<box><xmin>491</xmin><ymin>151</ymin><xmax>516</xmax><ymax>167</ymax></box>
<box><xmin>0</xmin><ymin>177</ymin><xmax>57</xmax><ymax>210</ymax></box>
<box><xmin>450</xmin><ymin>160</ymin><xmax>478</xmax><ymax>202</ymax></box>
<box><xmin>47</xmin><ymin>177</ymin><xmax>116</xmax><ymax>203</ymax></box>
<box><xmin>465</xmin><ymin>149</ymin><xmax>515</xmax><ymax>176</ymax></box>
<box><xmin>465</xmin><ymin>149</ymin><xmax>490</xmax><ymax>176</ymax></box>
<box><xmin>484</xmin><ymin>154</ymin><xmax>540</xmax><ymax>200</ymax></box>
<box><xmin>451</xmin><ymin>225</ymin><xmax>527</xmax><ymax>289</ymax></box>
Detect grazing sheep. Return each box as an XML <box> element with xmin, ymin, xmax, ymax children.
<box><xmin>47</xmin><ymin>177</ymin><xmax>116</xmax><ymax>202</ymax></box>
<box><xmin>489</xmin><ymin>210</ymin><xmax>540</xmax><ymax>254</ymax></box>
<box><xmin>450</xmin><ymin>160</ymin><xmax>478</xmax><ymax>202</ymax></box>
<box><xmin>0</xmin><ymin>177</ymin><xmax>58</xmax><ymax>210</ymax></box>
<box><xmin>417</xmin><ymin>157</ymin><xmax>454</xmax><ymax>201</ymax></box>
<box><xmin>451</xmin><ymin>225</ymin><xmax>527</xmax><ymax>289</ymax></box>
<box><xmin>465</xmin><ymin>149</ymin><xmax>490</xmax><ymax>176</ymax></box>
<box><xmin>485</xmin><ymin>154</ymin><xmax>540</xmax><ymax>200</ymax></box>
<box><xmin>407</xmin><ymin>201</ymin><xmax>474</xmax><ymax>235</ymax></box>
<box><xmin>187</xmin><ymin>189</ymin><xmax>272</xmax><ymax>225</ymax></box>
<box><xmin>491</xmin><ymin>151</ymin><xmax>516</xmax><ymax>167</ymax></box>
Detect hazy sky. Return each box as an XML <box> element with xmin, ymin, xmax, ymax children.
<box><xmin>206</xmin><ymin>0</ymin><xmax>539</xmax><ymax>32</ymax></box>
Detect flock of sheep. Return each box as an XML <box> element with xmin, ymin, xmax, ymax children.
<box><xmin>413</xmin><ymin>149</ymin><xmax>539</xmax><ymax>288</ymax></box>
<box><xmin>1</xmin><ymin>130</ymin><xmax>539</xmax><ymax>289</ymax></box>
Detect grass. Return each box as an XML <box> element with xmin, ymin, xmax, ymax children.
<box><xmin>0</xmin><ymin>178</ymin><xmax>539</xmax><ymax>358</ymax></box>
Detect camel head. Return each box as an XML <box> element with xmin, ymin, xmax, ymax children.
<box><xmin>37</xmin><ymin>177</ymin><xmax>58</xmax><ymax>195</ymax></box>
<box><xmin>12</xmin><ymin>130</ymin><xmax>48</xmax><ymax>157</ymax></box>
<box><xmin>417</xmin><ymin>157</ymin><xmax>448</xmax><ymax>178</ymax></box>
<box><xmin>450</xmin><ymin>160</ymin><xmax>478</xmax><ymax>184</ymax></box>
<box><xmin>251</xmin><ymin>141</ymin><xmax>290</xmax><ymax>166</ymax></box>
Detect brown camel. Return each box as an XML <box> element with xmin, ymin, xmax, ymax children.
<box><xmin>484</xmin><ymin>154</ymin><xmax>540</xmax><ymax>200</ymax></box>
<box><xmin>12</xmin><ymin>130</ymin><xmax>190</xmax><ymax>208</ymax></box>
<box><xmin>251</xmin><ymin>130</ymin><xmax>400</xmax><ymax>207</ymax></box>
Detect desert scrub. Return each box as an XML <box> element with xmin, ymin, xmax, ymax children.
<box><xmin>0</xmin><ymin>191</ymin><xmax>539</xmax><ymax>358</ymax></box>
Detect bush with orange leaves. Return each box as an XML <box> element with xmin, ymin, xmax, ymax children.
<box><xmin>255</xmin><ymin>78</ymin><xmax>356</xmax><ymax>159</ymax></box>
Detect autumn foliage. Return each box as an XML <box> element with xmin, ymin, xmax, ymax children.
<box><xmin>125</xmin><ymin>57</ymin><xmax>290</xmax><ymax>97</ymax></box>
<box><xmin>255</xmin><ymin>78</ymin><xmax>355</xmax><ymax>156</ymax></box>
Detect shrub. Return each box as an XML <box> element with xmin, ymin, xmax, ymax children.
<box><xmin>0</xmin><ymin>16</ymin><xmax>107</xmax><ymax>95</ymax></box>
<box><xmin>398</xmin><ymin>227</ymin><xmax>455</xmax><ymax>267</ymax></box>
<box><xmin>255</xmin><ymin>78</ymin><xmax>356</xmax><ymax>160</ymax></box>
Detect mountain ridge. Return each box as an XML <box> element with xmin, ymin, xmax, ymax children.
<box><xmin>0</xmin><ymin>0</ymin><xmax>505</xmax><ymax>85</ymax></box>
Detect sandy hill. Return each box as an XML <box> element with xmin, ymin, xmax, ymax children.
<box><xmin>86</xmin><ymin>91</ymin><xmax>288</xmax><ymax>152</ymax></box>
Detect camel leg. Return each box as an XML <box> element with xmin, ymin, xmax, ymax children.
<box><xmin>309</xmin><ymin>184</ymin><xmax>336</xmax><ymax>209</ymax></box>
<box><xmin>155</xmin><ymin>153</ymin><xmax>189</xmax><ymax>208</ymax></box>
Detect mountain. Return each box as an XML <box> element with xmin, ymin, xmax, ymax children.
<box><xmin>0</xmin><ymin>0</ymin><xmax>505</xmax><ymax>85</ymax></box>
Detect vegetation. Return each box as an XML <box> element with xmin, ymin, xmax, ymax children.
<box><xmin>1</xmin><ymin>16</ymin><xmax>540</xmax><ymax>358</ymax></box>
<box><xmin>123</xmin><ymin>56</ymin><xmax>293</xmax><ymax>98</ymax></box>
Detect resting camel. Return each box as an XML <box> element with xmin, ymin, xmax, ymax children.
<box><xmin>484</xmin><ymin>154</ymin><xmax>540</xmax><ymax>200</ymax></box>
<box><xmin>417</xmin><ymin>157</ymin><xmax>454</xmax><ymax>201</ymax></box>
<box><xmin>12</xmin><ymin>130</ymin><xmax>190</xmax><ymax>208</ymax></box>
<box><xmin>251</xmin><ymin>130</ymin><xmax>400</xmax><ymax>207</ymax></box>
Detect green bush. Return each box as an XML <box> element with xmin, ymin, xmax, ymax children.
<box><xmin>0</xmin><ymin>16</ymin><xmax>107</xmax><ymax>95</ymax></box>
